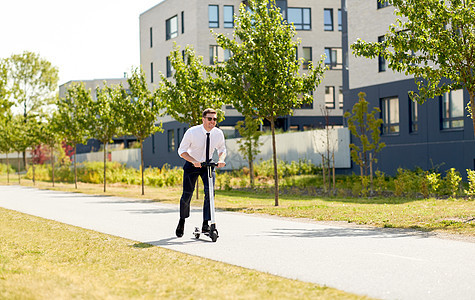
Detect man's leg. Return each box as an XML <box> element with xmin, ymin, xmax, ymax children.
<box><xmin>200</xmin><ymin>166</ymin><xmax>216</xmax><ymax>232</ymax></box>
<box><xmin>176</xmin><ymin>162</ymin><xmax>199</xmax><ymax>237</ymax></box>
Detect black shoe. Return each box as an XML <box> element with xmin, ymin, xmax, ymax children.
<box><xmin>176</xmin><ymin>218</ymin><xmax>185</xmax><ymax>237</ymax></box>
<box><xmin>202</xmin><ymin>220</ymin><xmax>210</xmax><ymax>233</ymax></box>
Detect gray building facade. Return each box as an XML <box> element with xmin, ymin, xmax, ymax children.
<box><xmin>342</xmin><ymin>0</ymin><xmax>475</xmax><ymax>177</ymax></box>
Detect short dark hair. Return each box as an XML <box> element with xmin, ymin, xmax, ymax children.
<box><xmin>202</xmin><ymin>108</ymin><xmax>217</xmax><ymax>117</ymax></box>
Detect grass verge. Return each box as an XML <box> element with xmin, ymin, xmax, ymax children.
<box><xmin>2</xmin><ymin>175</ymin><xmax>474</xmax><ymax>237</ymax></box>
<box><xmin>0</xmin><ymin>207</ymin><xmax>371</xmax><ymax>299</ymax></box>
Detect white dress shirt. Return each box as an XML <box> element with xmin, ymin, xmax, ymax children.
<box><xmin>178</xmin><ymin>124</ymin><xmax>226</xmax><ymax>162</ymax></box>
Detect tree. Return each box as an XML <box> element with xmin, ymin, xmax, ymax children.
<box><xmin>159</xmin><ymin>44</ymin><xmax>224</xmax><ymax>199</ymax></box>
<box><xmin>0</xmin><ymin>58</ymin><xmax>11</xmax><ymax>116</ymax></box>
<box><xmin>56</xmin><ymin>82</ymin><xmax>94</xmax><ymax>189</ymax></box>
<box><xmin>235</xmin><ymin>116</ymin><xmax>263</xmax><ymax>187</ymax></box>
<box><xmin>344</xmin><ymin>92</ymin><xmax>386</xmax><ymax>188</ymax></box>
<box><xmin>42</xmin><ymin>112</ymin><xmax>61</xmax><ymax>187</ymax></box>
<box><xmin>214</xmin><ymin>0</ymin><xmax>326</xmax><ymax>206</ymax></box>
<box><xmin>351</xmin><ymin>0</ymin><xmax>475</xmax><ymax>137</ymax></box>
<box><xmin>0</xmin><ymin>113</ymin><xmax>15</xmax><ymax>183</ymax></box>
<box><xmin>119</xmin><ymin>67</ymin><xmax>163</xmax><ymax>195</ymax></box>
<box><xmin>5</xmin><ymin>51</ymin><xmax>59</xmax><ymax>167</ymax></box>
<box><xmin>159</xmin><ymin>43</ymin><xmax>224</xmax><ymax>126</ymax></box>
<box><xmin>92</xmin><ymin>84</ymin><xmax>124</xmax><ymax>192</ymax></box>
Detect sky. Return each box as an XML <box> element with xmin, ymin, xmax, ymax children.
<box><xmin>0</xmin><ymin>0</ymin><xmax>163</xmax><ymax>86</ymax></box>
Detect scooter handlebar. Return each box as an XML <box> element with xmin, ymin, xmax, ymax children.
<box><xmin>201</xmin><ymin>161</ymin><xmax>218</xmax><ymax>168</ymax></box>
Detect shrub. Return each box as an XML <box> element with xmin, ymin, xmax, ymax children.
<box><xmin>441</xmin><ymin>168</ymin><xmax>462</xmax><ymax>198</ymax></box>
<box><xmin>465</xmin><ymin>169</ymin><xmax>475</xmax><ymax>199</ymax></box>
<box><xmin>0</xmin><ymin>163</ymin><xmax>16</xmax><ymax>175</ymax></box>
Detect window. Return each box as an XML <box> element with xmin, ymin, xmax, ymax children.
<box><xmin>324</xmin><ymin>47</ymin><xmax>342</xmax><ymax>69</ymax></box>
<box><xmin>302</xmin><ymin>47</ymin><xmax>312</xmax><ymax>70</ymax></box>
<box><xmin>150</xmin><ymin>62</ymin><xmax>154</xmax><ymax>83</ymax></box>
<box><xmin>338</xmin><ymin>9</ymin><xmax>342</xmax><ymax>31</ymax></box>
<box><xmin>299</xmin><ymin>91</ymin><xmax>313</xmax><ymax>109</ymax></box>
<box><xmin>338</xmin><ymin>86</ymin><xmax>343</xmax><ymax>109</ymax></box>
<box><xmin>441</xmin><ymin>89</ymin><xmax>464</xmax><ymax>129</ymax></box>
<box><xmin>166</xmin><ymin>56</ymin><xmax>174</xmax><ymax>77</ymax></box>
<box><xmin>377</xmin><ymin>0</ymin><xmax>390</xmax><ymax>9</ymax></box>
<box><xmin>166</xmin><ymin>15</ymin><xmax>178</xmax><ymax>40</ymax></box>
<box><xmin>209</xmin><ymin>45</ymin><xmax>231</xmax><ymax>65</ymax></box>
<box><xmin>381</xmin><ymin>97</ymin><xmax>399</xmax><ymax>134</ymax></box>
<box><xmin>149</xmin><ymin>27</ymin><xmax>153</xmax><ymax>47</ymax></box>
<box><xmin>409</xmin><ymin>97</ymin><xmax>418</xmax><ymax>133</ymax></box>
<box><xmin>209</xmin><ymin>5</ymin><xmax>219</xmax><ymax>28</ymax></box>
<box><xmin>224</xmin><ymin>5</ymin><xmax>234</xmax><ymax>28</ymax></box>
<box><xmin>325</xmin><ymin>86</ymin><xmax>335</xmax><ymax>109</ymax></box>
<box><xmin>181</xmin><ymin>11</ymin><xmax>184</xmax><ymax>34</ymax></box>
<box><xmin>378</xmin><ymin>36</ymin><xmax>386</xmax><ymax>72</ymax></box>
<box><xmin>288</xmin><ymin>7</ymin><xmax>311</xmax><ymax>30</ymax></box>
<box><xmin>323</xmin><ymin>9</ymin><xmax>333</xmax><ymax>31</ymax></box>
<box><xmin>152</xmin><ymin>134</ymin><xmax>155</xmax><ymax>154</ymax></box>
<box><xmin>177</xmin><ymin>128</ymin><xmax>181</xmax><ymax>145</ymax></box>
<box><xmin>168</xmin><ymin>129</ymin><xmax>175</xmax><ymax>152</ymax></box>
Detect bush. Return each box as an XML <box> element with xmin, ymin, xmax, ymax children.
<box><xmin>465</xmin><ymin>169</ymin><xmax>475</xmax><ymax>199</ymax></box>
<box><xmin>0</xmin><ymin>163</ymin><xmax>15</xmax><ymax>175</ymax></box>
<box><xmin>439</xmin><ymin>168</ymin><xmax>462</xmax><ymax>198</ymax></box>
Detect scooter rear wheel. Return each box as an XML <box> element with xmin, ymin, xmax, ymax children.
<box><xmin>210</xmin><ymin>230</ymin><xmax>218</xmax><ymax>242</ymax></box>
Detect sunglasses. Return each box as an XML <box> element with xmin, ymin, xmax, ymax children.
<box><xmin>206</xmin><ymin>117</ymin><xmax>218</xmax><ymax>121</ymax></box>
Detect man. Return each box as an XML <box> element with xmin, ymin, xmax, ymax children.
<box><xmin>175</xmin><ymin>108</ymin><xmax>226</xmax><ymax>237</ymax></box>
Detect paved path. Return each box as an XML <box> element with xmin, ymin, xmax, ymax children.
<box><xmin>1</xmin><ymin>185</ymin><xmax>474</xmax><ymax>300</ymax></box>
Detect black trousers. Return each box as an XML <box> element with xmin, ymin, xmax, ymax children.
<box><xmin>179</xmin><ymin>161</ymin><xmax>216</xmax><ymax>220</ymax></box>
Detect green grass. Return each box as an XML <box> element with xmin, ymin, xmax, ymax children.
<box><xmin>0</xmin><ymin>207</ymin><xmax>371</xmax><ymax>299</ymax></box>
<box><xmin>2</xmin><ymin>175</ymin><xmax>474</xmax><ymax>236</ymax></box>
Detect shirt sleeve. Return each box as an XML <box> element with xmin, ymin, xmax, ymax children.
<box><xmin>216</xmin><ymin>130</ymin><xmax>226</xmax><ymax>155</ymax></box>
<box><xmin>177</xmin><ymin>129</ymin><xmax>192</xmax><ymax>156</ymax></box>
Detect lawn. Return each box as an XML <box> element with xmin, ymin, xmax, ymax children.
<box><xmin>0</xmin><ymin>207</ymin><xmax>371</xmax><ymax>299</ymax></box>
<box><xmin>2</xmin><ymin>175</ymin><xmax>474</xmax><ymax>237</ymax></box>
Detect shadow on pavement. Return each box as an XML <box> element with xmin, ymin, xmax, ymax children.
<box><xmin>264</xmin><ymin>227</ymin><xmax>433</xmax><ymax>239</ymax></box>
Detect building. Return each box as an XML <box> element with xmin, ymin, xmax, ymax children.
<box><xmin>58</xmin><ymin>78</ymin><xmax>135</xmax><ymax>154</ymax></box>
<box><xmin>342</xmin><ymin>0</ymin><xmax>475</xmax><ymax>177</ymax></box>
<box><xmin>140</xmin><ymin>0</ymin><xmax>343</xmax><ymax>168</ymax></box>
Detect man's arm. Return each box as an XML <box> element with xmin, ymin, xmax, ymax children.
<box><xmin>217</xmin><ymin>152</ymin><xmax>226</xmax><ymax>168</ymax></box>
<box><xmin>180</xmin><ymin>152</ymin><xmax>201</xmax><ymax>168</ymax></box>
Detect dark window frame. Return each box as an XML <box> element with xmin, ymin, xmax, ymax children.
<box><xmin>302</xmin><ymin>46</ymin><xmax>312</xmax><ymax>70</ymax></box>
<box><xmin>381</xmin><ymin>96</ymin><xmax>400</xmax><ymax>135</ymax></box>
<box><xmin>378</xmin><ymin>36</ymin><xmax>386</xmax><ymax>72</ymax></box>
<box><xmin>325</xmin><ymin>86</ymin><xmax>335</xmax><ymax>109</ymax></box>
<box><xmin>409</xmin><ymin>96</ymin><xmax>418</xmax><ymax>133</ymax></box>
<box><xmin>323</xmin><ymin>8</ymin><xmax>333</xmax><ymax>31</ymax></box>
<box><xmin>181</xmin><ymin>11</ymin><xmax>184</xmax><ymax>34</ymax></box>
<box><xmin>149</xmin><ymin>27</ymin><xmax>153</xmax><ymax>48</ymax></box>
<box><xmin>288</xmin><ymin>7</ymin><xmax>311</xmax><ymax>30</ymax></box>
<box><xmin>209</xmin><ymin>5</ymin><xmax>219</xmax><ymax>28</ymax></box>
<box><xmin>440</xmin><ymin>90</ymin><xmax>464</xmax><ymax>130</ymax></box>
<box><xmin>166</xmin><ymin>15</ymin><xmax>178</xmax><ymax>40</ymax></box>
<box><xmin>223</xmin><ymin>5</ymin><xmax>234</xmax><ymax>28</ymax></box>
<box><xmin>168</xmin><ymin>129</ymin><xmax>175</xmax><ymax>152</ymax></box>
<box><xmin>166</xmin><ymin>56</ymin><xmax>174</xmax><ymax>78</ymax></box>
<box><xmin>150</xmin><ymin>62</ymin><xmax>154</xmax><ymax>83</ymax></box>
<box><xmin>377</xmin><ymin>0</ymin><xmax>390</xmax><ymax>9</ymax></box>
<box><xmin>324</xmin><ymin>47</ymin><xmax>343</xmax><ymax>70</ymax></box>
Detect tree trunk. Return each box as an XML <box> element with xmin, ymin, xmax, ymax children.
<box><xmin>6</xmin><ymin>153</ymin><xmax>9</xmax><ymax>184</ymax></box>
<box><xmin>74</xmin><ymin>145</ymin><xmax>77</xmax><ymax>189</ymax></box>
<box><xmin>332</xmin><ymin>152</ymin><xmax>336</xmax><ymax>193</ymax></box>
<box><xmin>103</xmin><ymin>142</ymin><xmax>107</xmax><ymax>192</ymax></box>
<box><xmin>141</xmin><ymin>140</ymin><xmax>144</xmax><ymax>196</ymax></box>
<box><xmin>17</xmin><ymin>152</ymin><xmax>20</xmax><ymax>184</ymax></box>
<box><xmin>271</xmin><ymin>118</ymin><xmax>279</xmax><ymax>206</ymax></box>
<box><xmin>22</xmin><ymin>150</ymin><xmax>27</xmax><ymax>171</ymax></box>
<box><xmin>51</xmin><ymin>145</ymin><xmax>55</xmax><ymax>187</ymax></box>
<box><xmin>32</xmin><ymin>161</ymin><xmax>35</xmax><ymax>186</ymax></box>
<box><xmin>322</xmin><ymin>154</ymin><xmax>326</xmax><ymax>193</ymax></box>
<box><xmin>249</xmin><ymin>159</ymin><xmax>254</xmax><ymax>188</ymax></box>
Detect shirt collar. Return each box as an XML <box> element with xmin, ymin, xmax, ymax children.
<box><xmin>201</xmin><ymin>124</ymin><xmax>214</xmax><ymax>134</ymax></box>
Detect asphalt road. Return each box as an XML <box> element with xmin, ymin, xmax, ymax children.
<box><xmin>1</xmin><ymin>185</ymin><xmax>474</xmax><ymax>300</ymax></box>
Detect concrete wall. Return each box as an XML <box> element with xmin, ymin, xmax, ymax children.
<box><xmin>76</xmin><ymin>128</ymin><xmax>351</xmax><ymax>171</ymax></box>
<box><xmin>223</xmin><ymin>128</ymin><xmax>351</xmax><ymax>170</ymax></box>
<box><xmin>74</xmin><ymin>148</ymin><xmax>141</xmax><ymax>170</ymax></box>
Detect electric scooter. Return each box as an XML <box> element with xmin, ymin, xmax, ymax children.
<box><xmin>193</xmin><ymin>161</ymin><xmax>219</xmax><ymax>242</ymax></box>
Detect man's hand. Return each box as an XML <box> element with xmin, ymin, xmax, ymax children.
<box><xmin>217</xmin><ymin>161</ymin><xmax>226</xmax><ymax>168</ymax></box>
<box><xmin>193</xmin><ymin>161</ymin><xmax>202</xmax><ymax>168</ymax></box>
